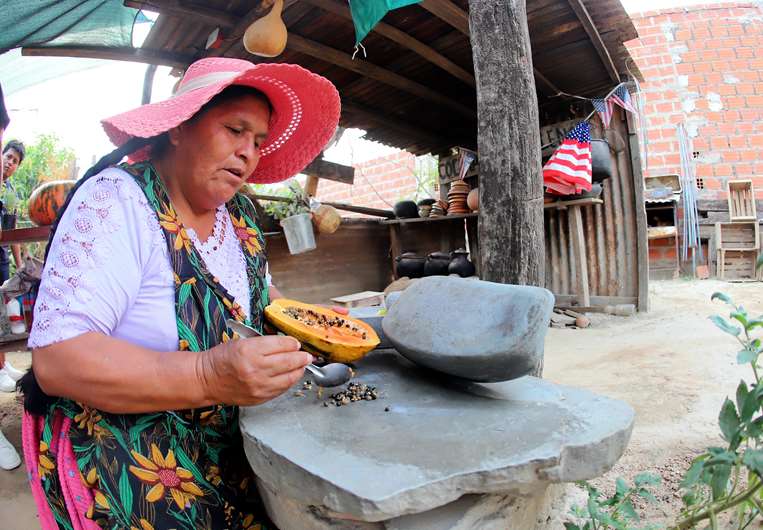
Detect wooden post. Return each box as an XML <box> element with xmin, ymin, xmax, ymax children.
<box><xmin>469</xmin><ymin>0</ymin><xmax>544</xmax><ymax>287</ymax></box>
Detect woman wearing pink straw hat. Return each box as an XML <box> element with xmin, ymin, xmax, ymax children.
<box><xmin>18</xmin><ymin>57</ymin><xmax>340</xmax><ymax>529</ymax></box>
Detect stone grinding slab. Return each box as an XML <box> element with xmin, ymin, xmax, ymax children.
<box><xmin>240</xmin><ymin>350</ymin><xmax>634</xmax><ymax>522</ymax></box>
<box><xmin>382</xmin><ymin>276</ymin><xmax>555</xmax><ymax>382</ymax></box>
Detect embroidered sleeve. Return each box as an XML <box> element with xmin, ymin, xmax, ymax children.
<box><xmin>29</xmin><ymin>169</ymin><xmax>155</xmax><ymax>348</ymax></box>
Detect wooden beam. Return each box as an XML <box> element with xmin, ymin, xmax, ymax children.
<box><xmin>420</xmin><ymin>0</ymin><xmax>470</xmax><ymax>35</ymax></box>
<box><xmin>533</xmin><ymin>67</ymin><xmax>562</xmax><ymax>95</ymax></box>
<box><xmin>123</xmin><ymin>0</ymin><xmax>236</xmax><ymax>26</ymax></box>
<box><xmin>565</xmin><ymin>0</ymin><xmax>620</xmax><ymax>82</ymax></box>
<box><xmin>207</xmin><ymin>0</ymin><xmax>277</xmax><ymax>57</ymax></box>
<box><xmin>301</xmin><ymin>0</ymin><xmax>474</xmax><ymax>87</ymax></box>
<box><xmin>302</xmin><ymin>158</ymin><xmax>355</xmax><ymax>184</ymax></box>
<box><xmin>469</xmin><ymin>0</ymin><xmax>544</xmax><ymax>287</ymax></box>
<box><xmin>342</xmin><ymin>100</ymin><xmax>451</xmax><ymax>147</ymax></box>
<box><xmin>21</xmin><ymin>46</ymin><xmax>193</xmax><ymax>69</ymax></box>
<box><xmin>287</xmin><ymin>34</ymin><xmax>474</xmax><ymax>118</ymax></box>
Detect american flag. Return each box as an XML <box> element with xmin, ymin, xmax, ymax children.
<box><xmin>592</xmin><ymin>98</ymin><xmax>614</xmax><ymax>128</ymax></box>
<box><xmin>543</xmin><ymin>121</ymin><xmax>593</xmax><ymax>196</ymax></box>
<box><xmin>610</xmin><ymin>85</ymin><xmax>637</xmax><ymax>114</ymax></box>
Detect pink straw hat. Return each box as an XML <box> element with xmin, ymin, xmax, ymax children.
<box><xmin>102</xmin><ymin>58</ymin><xmax>341</xmax><ymax>184</ymax></box>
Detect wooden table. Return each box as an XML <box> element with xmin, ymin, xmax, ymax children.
<box><xmin>0</xmin><ymin>226</ymin><xmax>51</xmax><ymax>244</ymax></box>
<box><xmin>544</xmin><ymin>198</ymin><xmax>604</xmax><ymax>307</ymax></box>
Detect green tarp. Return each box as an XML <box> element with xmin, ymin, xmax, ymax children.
<box><xmin>0</xmin><ymin>0</ymin><xmax>141</xmax><ymax>52</ymax></box>
<box><xmin>348</xmin><ymin>0</ymin><xmax>421</xmax><ymax>45</ymax></box>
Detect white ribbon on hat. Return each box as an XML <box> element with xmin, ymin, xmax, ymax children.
<box><xmin>174</xmin><ymin>71</ymin><xmax>242</xmax><ymax>96</ymax></box>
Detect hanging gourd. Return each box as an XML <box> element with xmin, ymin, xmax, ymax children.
<box><xmin>243</xmin><ymin>0</ymin><xmax>287</xmax><ymax>57</ymax></box>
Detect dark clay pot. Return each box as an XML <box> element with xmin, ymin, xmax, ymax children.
<box><xmin>591</xmin><ymin>139</ymin><xmax>613</xmax><ymax>183</ymax></box>
<box><xmin>394</xmin><ymin>200</ymin><xmax>419</xmax><ymax>219</ymax></box>
<box><xmin>424</xmin><ymin>252</ymin><xmax>452</xmax><ymax>276</ymax></box>
<box><xmin>395</xmin><ymin>252</ymin><xmax>426</xmax><ymax>278</ymax></box>
<box><xmin>448</xmin><ymin>249</ymin><xmax>476</xmax><ymax>278</ymax></box>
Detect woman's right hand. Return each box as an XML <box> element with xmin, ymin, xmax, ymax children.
<box><xmin>197</xmin><ymin>335</ymin><xmax>312</xmax><ymax>406</ymax></box>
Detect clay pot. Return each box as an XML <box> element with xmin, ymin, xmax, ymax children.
<box><xmin>424</xmin><ymin>252</ymin><xmax>452</xmax><ymax>276</ymax></box>
<box><xmin>467</xmin><ymin>187</ymin><xmax>479</xmax><ymax>212</ymax></box>
<box><xmin>448</xmin><ymin>249</ymin><xmax>476</xmax><ymax>277</ymax></box>
<box><xmin>591</xmin><ymin>139</ymin><xmax>613</xmax><ymax>182</ymax></box>
<box><xmin>243</xmin><ymin>0</ymin><xmax>288</xmax><ymax>57</ymax></box>
<box><xmin>394</xmin><ymin>200</ymin><xmax>419</xmax><ymax>219</ymax></box>
<box><xmin>395</xmin><ymin>253</ymin><xmax>426</xmax><ymax>278</ymax></box>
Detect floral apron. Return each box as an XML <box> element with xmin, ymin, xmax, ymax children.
<box><xmin>23</xmin><ymin>162</ymin><xmax>272</xmax><ymax>530</ymax></box>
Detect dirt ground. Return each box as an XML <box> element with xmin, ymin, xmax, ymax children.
<box><xmin>0</xmin><ymin>279</ymin><xmax>758</xmax><ymax>529</ymax></box>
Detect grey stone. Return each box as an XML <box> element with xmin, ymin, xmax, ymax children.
<box><xmin>350</xmin><ymin>306</ymin><xmax>391</xmax><ymax>349</ymax></box>
<box><xmin>240</xmin><ymin>350</ymin><xmax>634</xmax><ymax>522</ymax></box>
<box><xmin>381</xmin><ymin>276</ymin><xmax>555</xmax><ymax>382</ymax></box>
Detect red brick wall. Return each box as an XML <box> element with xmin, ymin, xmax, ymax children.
<box><xmin>317</xmin><ymin>150</ymin><xmax>418</xmax><ymax>213</ymax></box>
<box><xmin>626</xmin><ymin>2</ymin><xmax>763</xmax><ymax>198</ymax></box>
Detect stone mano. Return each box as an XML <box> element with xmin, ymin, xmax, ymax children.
<box><xmin>240</xmin><ymin>351</ymin><xmax>634</xmax><ymax>527</ymax></box>
<box><xmin>382</xmin><ymin>276</ymin><xmax>554</xmax><ymax>382</ymax></box>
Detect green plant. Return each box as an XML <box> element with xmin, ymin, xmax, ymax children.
<box><xmin>261</xmin><ymin>180</ymin><xmax>311</xmax><ymax>221</ymax></box>
<box><xmin>565</xmin><ymin>474</ymin><xmax>661</xmax><ymax>530</ymax></box>
<box><xmin>669</xmin><ymin>292</ymin><xmax>763</xmax><ymax>530</ymax></box>
<box><xmin>8</xmin><ymin>133</ymin><xmax>76</xmax><ymax>221</ymax></box>
<box><xmin>569</xmin><ymin>290</ymin><xmax>763</xmax><ymax>530</ymax></box>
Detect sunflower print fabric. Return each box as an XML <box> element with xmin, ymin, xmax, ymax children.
<box><xmin>34</xmin><ymin>162</ymin><xmax>272</xmax><ymax>529</ymax></box>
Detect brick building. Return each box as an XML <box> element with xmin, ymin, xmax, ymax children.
<box><xmin>626</xmin><ymin>2</ymin><xmax>763</xmax><ymax>197</ymax></box>
<box><xmin>316</xmin><ymin>150</ymin><xmax>420</xmax><ymax>212</ymax></box>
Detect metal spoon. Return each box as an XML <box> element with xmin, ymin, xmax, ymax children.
<box><xmin>226</xmin><ymin>319</ymin><xmax>352</xmax><ymax>388</ymax></box>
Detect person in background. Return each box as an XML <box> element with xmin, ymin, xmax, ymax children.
<box><xmin>0</xmin><ymin>82</ymin><xmax>22</xmax><ymax>471</ymax></box>
<box><xmin>1</xmin><ymin>139</ymin><xmax>24</xmax><ymax>280</ymax></box>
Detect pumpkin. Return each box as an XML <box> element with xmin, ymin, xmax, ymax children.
<box><xmin>28</xmin><ymin>180</ymin><xmax>76</xmax><ymax>226</ymax></box>
<box><xmin>265</xmin><ymin>298</ymin><xmax>380</xmax><ymax>363</ymax></box>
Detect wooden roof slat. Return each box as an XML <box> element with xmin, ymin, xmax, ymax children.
<box><xmin>287</xmin><ymin>33</ymin><xmax>474</xmax><ymax>118</ymax></box>
<box><xmin>565</xmin><ymin>0</ymin><xmax>620</xmax><ymax>82</ymax></box>
<box><xmin>342</xmin><ymin>100</ymin><xmax>451</xmax><ymax>147</ymax></box>
<box><xmin>21</xmin><ymin>46</ymin><xmax>193</xmax><ymax>69</ymax></box>
<box><xmin>301</xmin><ymin>0</ymin><xmax>474</xmax><ymax>87</ymax></box>
<box><xmin>124</xmin><ymin>0</ymin><xmax>236</xmax><ymax>27</ymax></box>
<box><xmin>419</xmin><ymin>0</ymin><xmax>469</xmax><ymax>35</ymax></box>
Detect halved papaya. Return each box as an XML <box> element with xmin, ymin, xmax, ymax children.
<box><xmin>264</xmin><ymin>299</ymin><xmax>380</xmax><ymax>363</ymax></box>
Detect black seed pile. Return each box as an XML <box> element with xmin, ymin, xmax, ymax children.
<box><xmin>283</xmin><ymin>307</ymin><xmax>368</xmax><ymax>340</ymax></box>
<box><xmin>323</xmin><ymin>382</ymin><xmax>378</xmax><ymax>407</ymax></box>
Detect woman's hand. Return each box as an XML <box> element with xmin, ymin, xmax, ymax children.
<box><xmin>198</xmin><ymin>335</ymin><xmax>312</xmax><ymax>406</ymax></box>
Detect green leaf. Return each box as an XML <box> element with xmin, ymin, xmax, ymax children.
<box><xmin>619</xmin><ymin>499</ymin><xmax>638</xmax><ymax>521</ymax></box>
<box><xmin>746</xmin><ymin>320</ymin><xmax>763</xmax><ymax>332</ymax></box>
<box><xmin>756</xmin><ymin>252</ymin><xmax>763</xmax><ymax>270</ymax></box>
<box><xmin>719</xmin><ymin>398</ymin><xmax>741</xmax><ymax>442</ymax></box>
<box><xmin>681</xmin><ymin>459</ymin><xmax>706</xmax><ymax>488</ymax></box>
<box><xmin>710</xmin><ymin>315</ymin><xmax>742</xmax><ymax>336</ymax></box>
<box><xmin>711</xmin><ymin>292</ymin><xmax>734</xmax><ymax>305</ymax></box>
<box><xmin>563</xmin><ymin>525</ymin><xmax>581</xmax><ymax>530</ymax></box>
<box><xmin>118</xmin><ymin>465</ymin><xmax>133</xmax><ymax>516</ymax></box>
<box><xmin>615</xmin><ymin>477</ymin><xmax>629</xmax><ymax>497</ymax></box>
<box><xmin>710</xmin><ymin>463</ymin><xmax>732</xmax><ymax>500</ymax></box>
<box><xmin>743</xmin><ymin>449</ymin><xmax>763</xmax><ymax>476</ymax></box>
<box><xmin>634</xmin><ymin>473</ymin><xmax>661</xmax><ymax>487</ymax></box>
<box><xmin>737</xmin><ymin>381</ymin><xmax>751</xmax><ymax>418</ymax></box>
<box><xmin>739</xmin><ymin>382</ymin><xmax>760</xmax><ymax>422</ymax></box>
<box><xmin>738</xmin><ymin>348</ymin><xmax>758</xmax><ymax>365</ymax></box>
<box><xmin>731</xmin><ymin>310</ymin><xmax>749</xmax><ymax>328</ymax></box>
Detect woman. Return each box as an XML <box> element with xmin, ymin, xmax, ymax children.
<box><xmin>21</xmin><ymin>58</ymin><xmax>340</xmax><ymax>529</ymax></box>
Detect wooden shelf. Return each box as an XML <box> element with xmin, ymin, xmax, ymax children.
<box><xmin>648</xmin><ymin>226</ymin><xmax>677</xmax><ymax>240</ymax></box>
<box><xmin>381</xmin><ymin>213</ymin><xmax>478</xmax><ymax>225</ymax></box>
<box><xmin>543</xmin><ymin>198</ymin><xmax>603</xmax><ymax>210</ymax></box>
<box><xmin>0</xmin><ymin>226</ymin><xmax>52</xmax><ymax>244</ymax></box>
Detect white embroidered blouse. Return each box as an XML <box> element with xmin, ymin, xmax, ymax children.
<box><xmin>28</xmin><ymin>167</ymin><xmax>267</xmax><ymax>352</ymax></box>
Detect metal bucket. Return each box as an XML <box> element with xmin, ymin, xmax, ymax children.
<box><xmin>280</xmin><ymin>213</ymin><xmax>316</xmax><ymax>255</ymax></box>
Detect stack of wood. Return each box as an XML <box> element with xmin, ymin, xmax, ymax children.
<box><xmin>550</xmin><ymin>308</ymin><xmax>591</xmax><ymax>329</ymax></box>
<box><xmin>716</xmin><ymin>180</ymin><xmax>760</xmax><ymax>281</ymax></box>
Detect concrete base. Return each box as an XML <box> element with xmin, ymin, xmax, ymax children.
<box><xmin>258</xmin><ymin>480</ymin><xmax>585</xmax><ymax>529</ymax></box>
